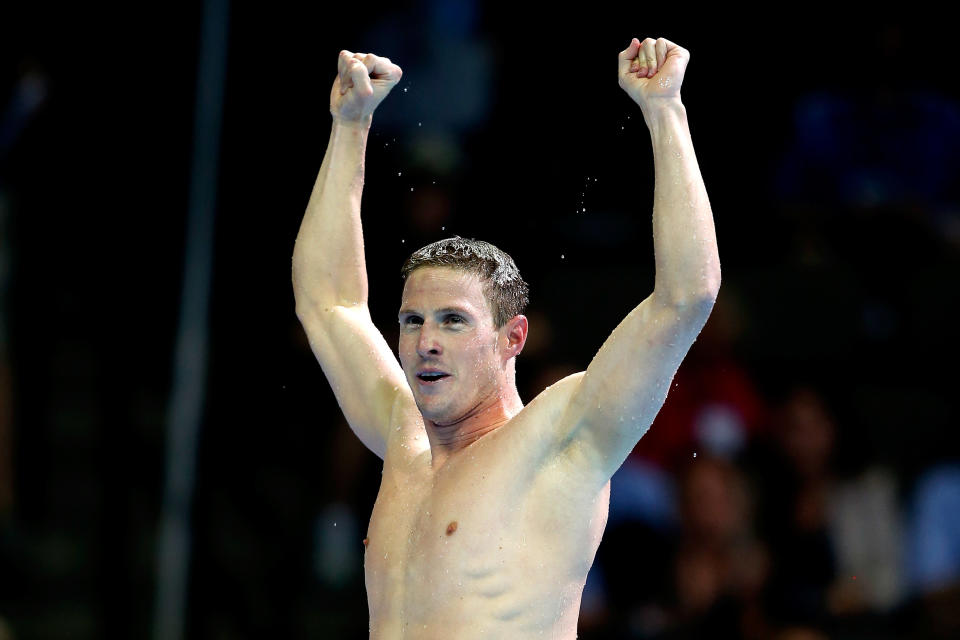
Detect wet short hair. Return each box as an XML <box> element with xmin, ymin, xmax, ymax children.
<box><xmin>400</xmin><ymin>236</ymin><xmax>529</xmax><ymax>329</ymax></box>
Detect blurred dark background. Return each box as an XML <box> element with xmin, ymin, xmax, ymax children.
<box><xmin>1</xmin><ymin>2</ymin><xmax>959</xmax><ymax>639</ymax></box>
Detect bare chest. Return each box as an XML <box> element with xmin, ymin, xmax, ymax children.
<box><xmin>363</xmin><ymin>428</ymin><xmax>610</xmax><ymax>638</ymax></box>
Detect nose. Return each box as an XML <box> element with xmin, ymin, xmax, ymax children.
<box><xmin>416</xmin><ymin>322</ymin><xmax>442</xmax><ymax>358</ymax></box>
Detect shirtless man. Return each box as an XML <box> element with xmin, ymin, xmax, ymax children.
<box><xmin>292</xmin><ymin>36</ymin><xmax>720</xmax><ymax>639</ymax></box>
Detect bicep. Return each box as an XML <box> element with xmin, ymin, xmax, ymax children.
<box><xmin>297</xmin><ymin>303</ymin><xmax>413</xmax><ymax>460</ymax></box>
<box><xmin>556</xmin><ymin>293</ymin><xmax>715</xmax><ymax>483</ymax></box>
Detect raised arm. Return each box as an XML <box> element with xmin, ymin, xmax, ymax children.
<box><xmin>292</xmin><ymin>50</ymin><xmax>411</xmax><ymax>460</ymax></box>
<box><xmin>555</xmin><ymin>37</ymin><xmax>721</xmax><ymax>485</ymax></box>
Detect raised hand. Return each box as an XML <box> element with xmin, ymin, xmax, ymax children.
<box><xmin>331</xmin><ymin>50</ymin><xmax>403</xmax><ymax>124</ymax></box>
<box><xmin>618</xmin><ymin>37</ymin><xmax>689</xmax><ymax>111</ymax></box>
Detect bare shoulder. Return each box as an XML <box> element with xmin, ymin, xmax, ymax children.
<box><xmin>380</xmin><ymin>385</ymin><xmax>430</xmax><ymax>471</ymax></box>
<box><xmin>492</xmin><ymin>371</ymin><xmax>589</xmax><ymax>473</ymax></box>
<box><xmin>514</xmin><ymin>371</ymin><xmax>617</xmax><ymax>494</ymax></box>
<box><xmin>523</xmin><ymin>371</ymin><xmax>585</xmax><ymax>421</ymax></box>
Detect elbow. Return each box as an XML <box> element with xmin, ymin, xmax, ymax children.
<box><xmin>703</xmin><ymin>267</ymin><xmax>721</xmax><ymax>301</ymax></box>
<box><xmin>658</xmin><ymin>271</ymin><xmax>721</xmax><ymax>312</ymax></box>
<box><xmin>698</xmin><ymin>262</ymin><xmax>722</xmax><ymax>303</ymax></box>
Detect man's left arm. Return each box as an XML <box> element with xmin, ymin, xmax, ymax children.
<box><xmin>555</xmin><ymin>37</ymin><xmax>721</xmax><ymax>484</ymax></box>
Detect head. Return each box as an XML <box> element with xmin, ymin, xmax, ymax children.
<box><xmin>398</xmin><ymin>237</ymin><xmax>529</xmax><ymax>424</ymax></box>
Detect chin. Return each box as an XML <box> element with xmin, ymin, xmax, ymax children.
<box><xmin>421</xmin><ymin>404</ymin><xmax>460</xmax><ymax>426</ymax></box>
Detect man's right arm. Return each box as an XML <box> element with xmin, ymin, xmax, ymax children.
<box><xmin>292</xmin><ymin>51</ymin><xmax>409</xmax><ymax>460</ymax></box>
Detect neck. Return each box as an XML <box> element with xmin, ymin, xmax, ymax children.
<box><xmin>425</xmin><ymin>384</ymin><xmax>524</xmax><ymax>468</ymax></box>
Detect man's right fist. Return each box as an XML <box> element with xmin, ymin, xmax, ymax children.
<box><xmin>331</xmin><ymin>50</ymin><xmax>403</xmax><ymax>124</ymax></box>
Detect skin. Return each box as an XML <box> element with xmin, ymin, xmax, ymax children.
<box><xmin>366</xmin><ymin>272</ymin><xmax>610</xmax><ymax>636</ymax></box>
<box><xmin>293</xmin><ymin>35</ymin><xmax>720</xmax><ymax>639</ymax></box>
<box><xmin>397</xmin><ymin>266</ymin><xmax>527</xmax><ymax>469</ymax></box>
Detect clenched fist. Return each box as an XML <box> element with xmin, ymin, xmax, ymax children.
<box><xmin>331</xmin><ymin>50</ymin><xmax>403</xmax><ymax>124</ymax></box>
<box><xmin>618</xmin><ymin>37</ymin><xmax>688</xmax><ymax>111</ymax></box>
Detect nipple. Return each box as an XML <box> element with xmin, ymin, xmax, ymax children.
<box><xmin>363</xmin><ymin>537</ymin><xmax>370</xmax><ymax>547</ymax></box>
<box><xmin>446</xmin><ymin>521</ymin><xmax>458</xmax><ymax>535</ymax></box>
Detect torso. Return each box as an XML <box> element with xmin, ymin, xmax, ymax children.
<box><xmin>364</xmin><ymin>373</ymin><xmax>611</xmax><ymax>640</ymax></box>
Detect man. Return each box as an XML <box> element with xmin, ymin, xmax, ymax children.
<box><xmin>292</xmin><ymin>36</ymin><xmax>720</xmax><ymax>639</ymax></box>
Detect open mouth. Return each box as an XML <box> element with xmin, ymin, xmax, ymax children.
<box><xmin>416</xmin><ymin>372</ymin><xmax>451</xmax><ymax>384</ymax></box>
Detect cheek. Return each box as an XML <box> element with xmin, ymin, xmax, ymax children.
<box><xmin>398</xmin><ymin>335</ymin><xmax>415</xmax><ymax>362</ymax></box>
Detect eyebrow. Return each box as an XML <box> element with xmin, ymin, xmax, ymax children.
<box><xmin>398</xmin><ymin>306</ymin><xmax>472</xmax><ymax>317</ymax></box>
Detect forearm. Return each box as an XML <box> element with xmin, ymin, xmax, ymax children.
<box><xmin>292</xmin><ymin>115</ymin><xmax>374</xmax><ymax>311</ymax></box>
<box><xmin>645</xmin><ymin>99</ymin><xmax>721</xmax><ymax>305</ymax></box>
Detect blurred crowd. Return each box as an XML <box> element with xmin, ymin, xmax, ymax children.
<box><xmin>2</xmin><ymin>5</ymin><xmax>959</xmax><ymax>639</ymax></box>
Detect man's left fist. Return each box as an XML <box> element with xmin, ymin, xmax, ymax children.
<box><xmin>618</xmin><ymin>37</ymin><xmax>689</xmax><ymax>110</ymax></box>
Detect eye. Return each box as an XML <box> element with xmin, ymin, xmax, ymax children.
<box><xmin>403</xmin><ymin>316</ymin><xmax>423</xmax><ymax>325</ymax></box>
<box><xmin>445</xmin><ymin>315</ymin><xmax>464</xmax><ymax>324</ymax></box>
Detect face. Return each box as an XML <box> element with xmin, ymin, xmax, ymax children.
<box><xmin>398</xmin><ymin>267</ymin><xmax>509</xmax><ymax>424</ymax></box>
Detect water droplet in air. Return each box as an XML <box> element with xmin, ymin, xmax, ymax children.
<box><xmin>418</xmin><ymin>122</ymin><xmax>422</xmax><ymax>126</ymax></box>
<box><xmin>410</xmin><ymin>187</ymin><xmax>414</xmax><ymax>191</ymax></box>
<box><xmin>401</xmin><ymin>239</ymin><xmax>405</xmax><ymax>243</ymax></box>
<box><xmin>442</xmin><ymin>226</ymin><xmax>445</xmax><ymax>230</ymax></box>
<box><xmin>561</xmin><ymin>254</ymin><xmax>565</xmax><ymax>259</ymax></box>
<box><xmin>334</xmin><ymin>521</ymin><xmax>337</xmax><ymax>526</ymax></box>
<box><xmin>693</xmin><ymin>452</ymin><xmax>697</xmax><ymax>458</ymax></box>
<box><xmin>404</xmin><ymin>87</ymin><xmax>408</xmax><ymax>92</ymax></box>
<box><xmin>582</xmin><ymin>208</ymin><xmax>586</xmax><ymax>212</ymax></box>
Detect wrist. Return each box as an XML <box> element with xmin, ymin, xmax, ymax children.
<box><xmin>641</xmin><ymin>98</ymin><xmax>686</xmax><ymax>135</ymax></box>
<box><xmin>332</xmin><ymin>113</ymin><xmax>373</xmax><ymax>131</ymax></box>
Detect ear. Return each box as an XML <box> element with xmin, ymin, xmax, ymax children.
<box><xmin>501</xmin><ymin>315</ymin><xmax>528</xmax><ymax>360</ymax></box>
